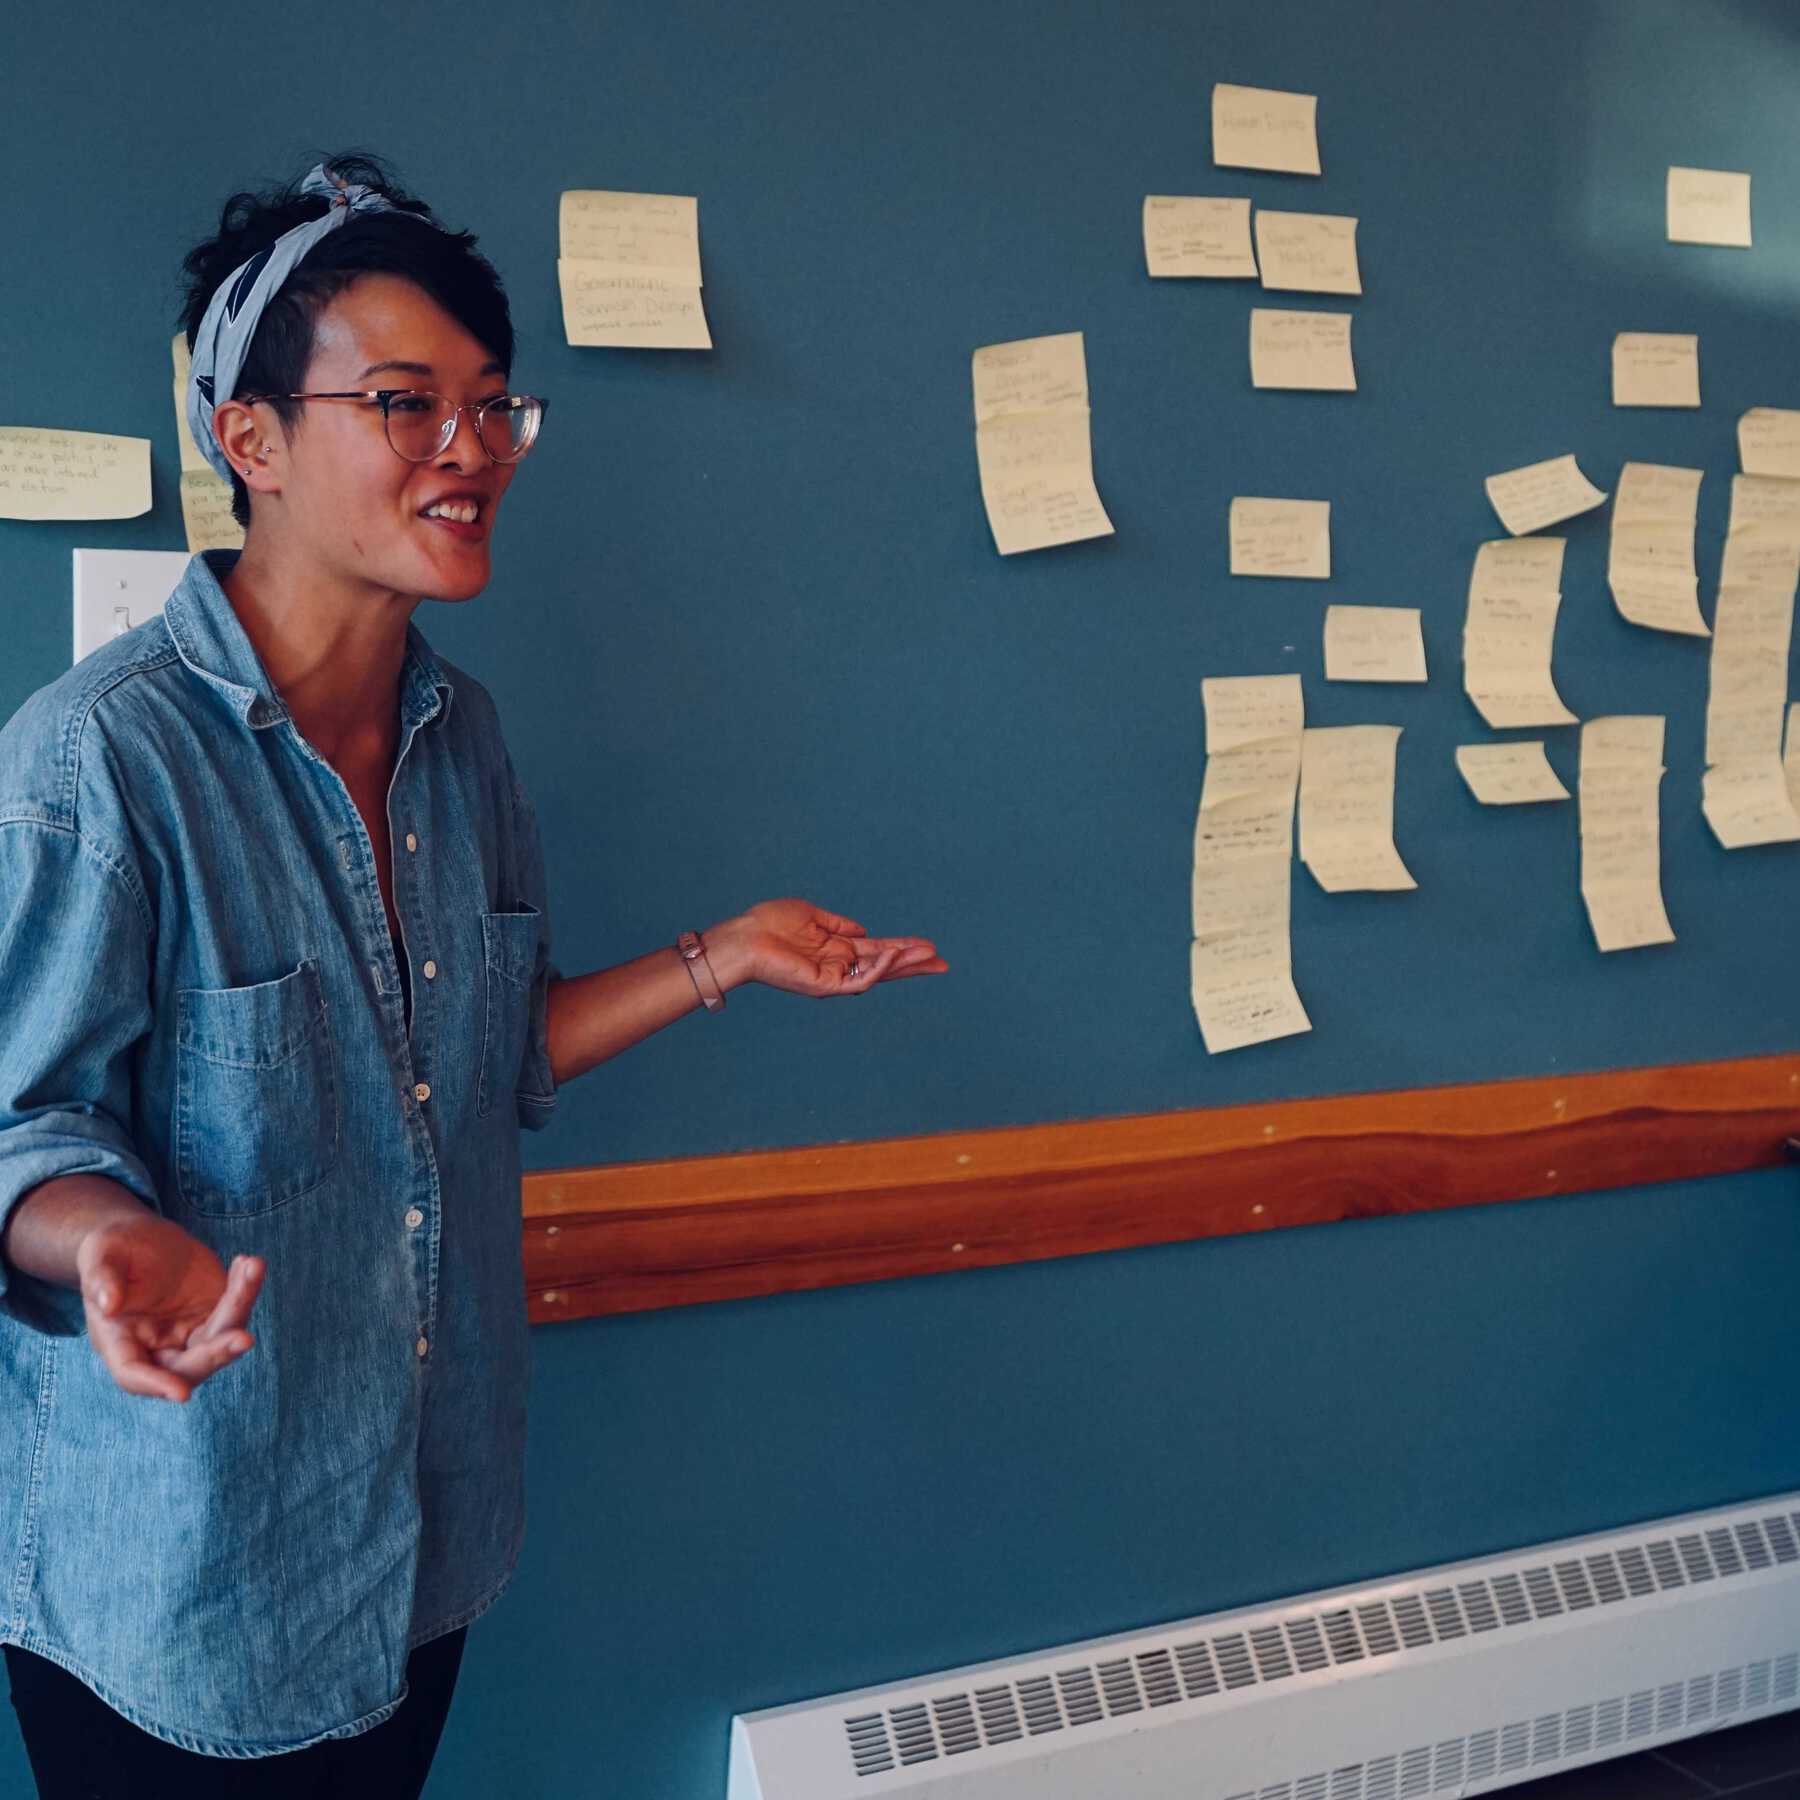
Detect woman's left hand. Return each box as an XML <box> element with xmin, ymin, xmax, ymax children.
<box><xmin>709</xmin><ymin>898</ymin><xmax>948</xmax><ymax>999</ymax></box>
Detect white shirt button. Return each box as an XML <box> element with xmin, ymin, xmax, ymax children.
<box><xmin>405</xmin><ymin>1207</ymin><xmax>424</xmax><ymax>1229</ymax></box>
<box><xmin>405</xmin><ymin>832</ymin><xmax>418</xmax><ymax>852</ymax></box>
<box><xmin>415</xmin><ymin>1336</ymin><xmax>429</xmax><ymax>1358</ymax></box>
<box><xmin>423</xmin><ymin>960</ymin><xmax>437</xmax><ymax>980</ymax></box>
<box><xmin>414</xmin><ymin>1081</ymin><xmax>431</xmax><ymax>1102</ymax></box>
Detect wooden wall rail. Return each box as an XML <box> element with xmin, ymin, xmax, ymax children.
<box><xmin>520</xmin><ymin>1054</ymin><xmax>1800</xmax><ymax>1322</ymax></box>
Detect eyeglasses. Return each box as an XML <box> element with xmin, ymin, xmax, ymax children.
<box><xmin>239</xmin><ymin>389</ymin><xmax>548</xmax><ymax>464</ymax></box>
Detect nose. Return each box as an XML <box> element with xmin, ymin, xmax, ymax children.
<box><xmin>433</xmin><ymin>402</ymin><xmax>491</xmax><ymax>472</ymax></box>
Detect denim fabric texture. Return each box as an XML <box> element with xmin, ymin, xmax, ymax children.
<box><xmin>0</xmin><ymin>548</ymin><xmax>559</xmax><ymax>1756</ymax></box>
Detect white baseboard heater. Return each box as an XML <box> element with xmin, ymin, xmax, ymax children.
<box><xmin>728</xmin><ymin>1491</ymin><xmax>1800</xmax><ymax>1799</ymax></box>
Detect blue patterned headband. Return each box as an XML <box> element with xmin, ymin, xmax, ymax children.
<box><xmin>185</xmin><ymin>163</ymin><xmax>429</xmax><ymax>484</ymax></box>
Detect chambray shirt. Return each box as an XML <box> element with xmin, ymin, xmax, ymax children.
<box><xmin>0</xmin><ymin>548</ymin><xmax>559</xmax><ymax>1757</ymax></box>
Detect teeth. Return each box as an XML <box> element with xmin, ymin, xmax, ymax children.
<box><xmin>424</xmin><ymin>501</ymin><xmax>479</xmax><ymax>523</ymax></box>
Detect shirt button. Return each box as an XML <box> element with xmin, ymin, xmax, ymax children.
<box><xmin>405</xmin><ymin>832</ymin><xmax>418</xmax><ymax>852</ymax></box>
<box><xmin>423</xmin><ymin>960</ymin><xmax>437</xmax><ymax>980</ymax></box>
<box><xmin>414</xmin><ymin>1081</ymin><xmax>431</xmax><ymax>1102</ymax></box>
<box><xmin>405</xmin><ymin>1207</ymin><xmax>424</xmax><ymax>1229</ymax></box>
<box><xmin>416</xmin><ymin>1336</ymin><xmax>429</xmax><ymax>1358</ymax></box>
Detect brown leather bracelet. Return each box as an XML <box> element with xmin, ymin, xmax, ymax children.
<box><xmin>676</xmin><ymin>930</ymin><xmax>726</xmax><ymax>1013</ymax></box>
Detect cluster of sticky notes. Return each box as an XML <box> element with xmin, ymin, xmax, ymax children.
<box><xmin>558</xmin><ymin>189</ymin><xmax>711</xmax><ymax>349</ymax></box>
<box><xmin>1145</xmin><ymin>85</ymin><xmax>1364</xmax><ymax>399</ymax></box>
<box><xmin>970</xmin><ymin>331</ymin><xmax>1114</xmax><ymax>556</ymax></box>
<box><xmin>1192</xmin><ymin>675</ymin><xmax>1310</xmax><ymax>1053</ymax></box>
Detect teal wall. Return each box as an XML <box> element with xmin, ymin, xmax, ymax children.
<box><xmin>4</xmin><ymin>2</ymin><xmax>1799</xmax><ymax>1793</ymax></box>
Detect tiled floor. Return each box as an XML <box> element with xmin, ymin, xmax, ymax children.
<box><xmin>1505</xmin><ymin>1709</ymin><xmax>1800</xmax><ymax>1799</ymax></box>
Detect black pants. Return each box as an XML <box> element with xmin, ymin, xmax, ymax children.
<box><xmin>4</xmin><ymin>1627</ymin><xmax>466</xmax><ymax>1799</ymax></box>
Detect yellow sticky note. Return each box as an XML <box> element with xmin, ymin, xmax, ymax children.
<box><xmin>1211</xmin><ymin>84</ymin><xmax>1321</xmax><ymax>176</ymax></box>
<box><xmin>557</xmin><ymin>190</ymin><xmax>712</xmax><ymax>349</ymax></box>
<box><xmin>1667</xmin><ymin>167</ymin><xmax>1751</xmax><ymax>248</ymax></box>
<box><xmin>0</xmin><ymin>427</ymin><xmax>151</xmax><ymax>521</ymax></box>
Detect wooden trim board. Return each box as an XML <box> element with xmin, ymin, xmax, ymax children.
<box><xmin>521</xmin><ymin>1054</ymin><xmax>1800</xmax><ymax>1322</ymax></box>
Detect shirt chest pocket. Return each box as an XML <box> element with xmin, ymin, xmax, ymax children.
<box><xmin>174</xmin><ymin>959</ymin><xmax>341</xmax><ymax>1217</ymax></box>
<box><xmin>477</xmin><ymin>906</ymin><xmax>542</xmax><ymax>1118</ymax></box>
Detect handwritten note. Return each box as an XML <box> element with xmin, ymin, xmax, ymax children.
<box><xmin>1463</xmin><ymin>537</ymin><xmax>1577</xmax><ymax>728</ymax></box>
<box><xmin>179</xmin><ymin>469</ymin><xmax>244</xmax><ymax>551</ymax></box>
<box><xmin>1250</xmin><ymin>309</ymin><xmax>1355</xmax><ymax>390</ymax></box>
<box><xmin>0</xmin><ymin>427</ymin><xmax>151</xmax><ymax>521</ymax></box>
<box><xmin>1143</xmin><ymin>196</ymin><xmax>1257</xmax><ymax>278</ymax></box>
<box><xmin>1455</xmin><ymin>742</ymin><xmax>1570</xmax><ymax>805</ymax></box>
<box><xmin>1484</xmin><ymin>454</ymin><xmax>1607</xmax><ymax>537</ymax></box>
<box><xmin>1612</xmin><ymin>333</ymin><xmax>1700</xmax><ymax>408</ymax></box>
<box><xmin>1702</xmin><ymin>756</ymin><xmax>1800</xmax><ymax>848</ymax></box>
<box><xmin>1229</xmin><ymin>497</ymin><xmax>1330</xmax><ymax>578</ymax></box>
<box><xmin>1739</xmin><ymin>409</ymin><xmax>1800</xmax><ymax>481</ymax></box>
<box><xmin>1299</xmin><ymin>725</ymin><xmax>1415</xmax><ymax>893</ymax></box>
<box><xmin>558</xmin><ymin>190</ymin><xmax>711</xmax><ymax>349</ymax></box>
<box><xmin>1667</xmin><ymin>167</ymin><xmax>1752</xmax><ymax>248</ymax></box>
<box><xmin>1211</xmin><ymin>84</ymin><xmax>1321</xmax><ymax>176</ymax></box>
<box><xmin>1608</xmin><ymin>461</ymin><xmax>1704</xmax><ymax>636</ymax></box>
<box><xmin>1323</xmin><ymin>604</ymin><xmax>1425</xmax><ymax>681</ymax></box>
<box><xmin>1720</xmin><ymin>473</ymin><xmax>1800</xmax><ymax>590</ymax></box>
<box><xmin>1705</xmin><ymin>583</ymin><xmax>1794</xmax><ymax>766</ymax></box>
<box><xmin>1192</xmin><ymin>674</ymin><xmax>1310</xmax><ymax>1054</ymax></box>
<box><xmin>972</xmin><ymin>332</ymin><xmax>1114</xmax><ymax>555</ymax></box>
<box><xmin>1254</xmin><ymin>212</ymin><xmax>1361</xmax><ymax>296</ymax></box>
<box><xmin>171</xmin><ymin>333</ymin><xmax>243</xmax><ymax>549</ymax></box>
<box><xmin>1579</xmin><ymin>716</ymin><xmax>1674</xmax><ymax>953</ymax></box>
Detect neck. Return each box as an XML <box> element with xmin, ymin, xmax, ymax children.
<box><xmin>223</xmin><ymin>531</ymin><xmax>412</xmax><ymax>770</ymax></box>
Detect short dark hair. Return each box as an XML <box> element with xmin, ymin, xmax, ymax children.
<box><xmin>177</xmin><ymin>151</ymin><xmax>515</xmax><ymax>526</ymax></box>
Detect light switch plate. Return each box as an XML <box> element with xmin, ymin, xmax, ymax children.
<box><xmin>72</xmin><ymin>548</ymin><xmax>190</xmax><ymax>665</ymax></box>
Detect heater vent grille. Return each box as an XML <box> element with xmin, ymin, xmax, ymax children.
<box><xmin>838</xmin><ymin>1507</ymin><xmax>1800</xmax><ymax>1777</ymax></box>
<box><xmin>1220</xmin><ymin>1653</ymin><xmax>1800</xmax><ymax>1800</ymax></box>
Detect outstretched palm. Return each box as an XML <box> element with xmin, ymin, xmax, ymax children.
<box><xmin>739</xmin><ymin>898</ymin><xmax>947</xmax><ymax>998</ymax></box>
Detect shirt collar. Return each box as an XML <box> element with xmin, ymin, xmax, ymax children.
<box><xmin>161</xmin><ymin>549</ymin><xmax>454</xmax><ymax>734</ymax></box>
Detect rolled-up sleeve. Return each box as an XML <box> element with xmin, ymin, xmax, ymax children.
<box><xmin>0</xmin><ymin>820</ymin><xmax>158</xmax><ymax>1335</ymax></box>
<box><xmin>505</xmin><ymin>765</ymin><xmax>560</xmax><ymax>1133</ymax></box>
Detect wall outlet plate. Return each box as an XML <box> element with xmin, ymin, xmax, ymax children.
<box><xmin>71</xmin><ymin>548</ymin><xmax>191</xmax><ymax>665</ymax></box>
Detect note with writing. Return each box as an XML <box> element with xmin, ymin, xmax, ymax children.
<box><xmin>1298</xmin><ymin>724</ymin><xmax>1415</xmax><ymax>892</ymax></box>
<box><xmin>1579</xmin><ymin>716</ymin><xmax>1675</xmax><ymax>952</ymax></box>
<box><xmin>1740</xmin><ymin>409</ymin><xmax>1800</xmax><ymax>481</ymax></box>
<box><xmin>1612</xmin><ymin>333</ymin><xmax>1700</xmax><ymax>408</ymax></box>
<box><xmin>171</xmin><ymin>334</ymin><xmax>243</xmax><ymax>549</ymax></box>
<box><xmin>1211</xmin><ymin>83</ymin><xmax>1321</xmax><ymax>175</ymax></box>
<box><xmin>1143</xmin><ymin>197</ymin><xmax>1257</xmax><ymax>278</ymax></box>
<box><xmin>1324</xmin><ymin>604</ymin><xmax>1425</xmax><ymax>681</ymax></box>
<box><xmin>1485</xmin><ymin>454</ymin><xmax>1607</xmax><ymax>536</ymax></box>
<box><xmin>1705</xmin><ymin>582</ymin><xmax>1794</xmax><ymax>766</ymax></box>
<box><xmin>1229</xmin><ymin>497</ymin><xmax>1330</xmax><ymax>578</ymax></box>
<box><xmin>1667</xmin><ymin>167</ymin><xmax>1751</xmax><ymax>248</ymax></box>
<box><xmin>1702</xmin><ymin>756</ymin><xmax>1800</xmax><ymax>848</ymax></box>
<box><xmin>1254</xmin><ymin>212</ymin><xmax>1361</xmax><ymax>295</ymax></box>
<box><xmin>1720</xmin><ymin>473</ymin><xmax>1800</xmax><ymax>590</ymax></box>
<box><xmin>1455</xmin><ymin>742</ymin><xmax>1569</xmax><ymax>805</ymax></box>
<box><xmin>1192</xmin><ymin>674</ymin><xmax>1310</xmax><ymax>1053</ymax></box>
<box><xmin>1463</xmin><ymin>537</ymin><xmax>1577</xmax><ymax>728</ymax></box>
<box><xmin>1608</xmin><ymin>461</ymin><xmax>1704</xmax><ymax>635</ymax></box>
<box><xmin>558</xmin><ymin>190</ymin><xmax>711</xmax><ymax>349</ymax></box>
<box><xmin>0</xmin><ymin>426</ymin><xmax>150</xmax><ymax>521</ymax></box>
<box><xmin>1250</xmin><ymin>309</ymin><xmax>1355</xmax><ymax>390</ymax></box>
<box><xmin>972</xmin><ymin>331</ymin><xmax>1113</xmax><ymax>555</ymax></box>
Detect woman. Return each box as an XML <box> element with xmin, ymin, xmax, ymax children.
<box><xmin>0</xmin><ymin>154</ymin><xmax>945</xmax><ymax>1797</ymax></box>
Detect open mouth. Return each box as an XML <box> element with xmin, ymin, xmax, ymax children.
<box><xmin>419</xmin><ymin>498</ymin><xmax>488</xmax><ymax>539</ymax></box>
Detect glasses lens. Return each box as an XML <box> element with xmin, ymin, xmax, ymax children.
<box><xmin>384</xmin><ymin>392</ymin><xmax>456</xmax><ymax>461</ymax></box>
<box><xmin>479</xmin><ymin>397</ymin><xmax>543</xmax><ymax>463</ymax></box>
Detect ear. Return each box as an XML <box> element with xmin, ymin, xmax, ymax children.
<box><xmin>210</xmin><ymin>398</ymin><xmax>278</xmax><ymax>497</ymax></box>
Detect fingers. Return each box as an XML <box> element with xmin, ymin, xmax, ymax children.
<box><xmin>91</xmin><ymin>1318</ymin><xmax>194</xmax><ymax>1404</ymax></box>
<box><xmin>193</xmin><ymin>1255</ymin><xmax>265</xmax><ymax>1343</ymax></box>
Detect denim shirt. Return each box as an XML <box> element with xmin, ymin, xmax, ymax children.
<box><xmin>0</xmin><ymin>548</ymin><xmax>558</xmax><ymax>1757</ymax></box>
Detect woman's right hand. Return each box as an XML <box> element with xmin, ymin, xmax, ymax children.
<box><xmin>75</xmin><ymin>1217</ymin><xmax>263</xmax><ymax>1403</ymax></box>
